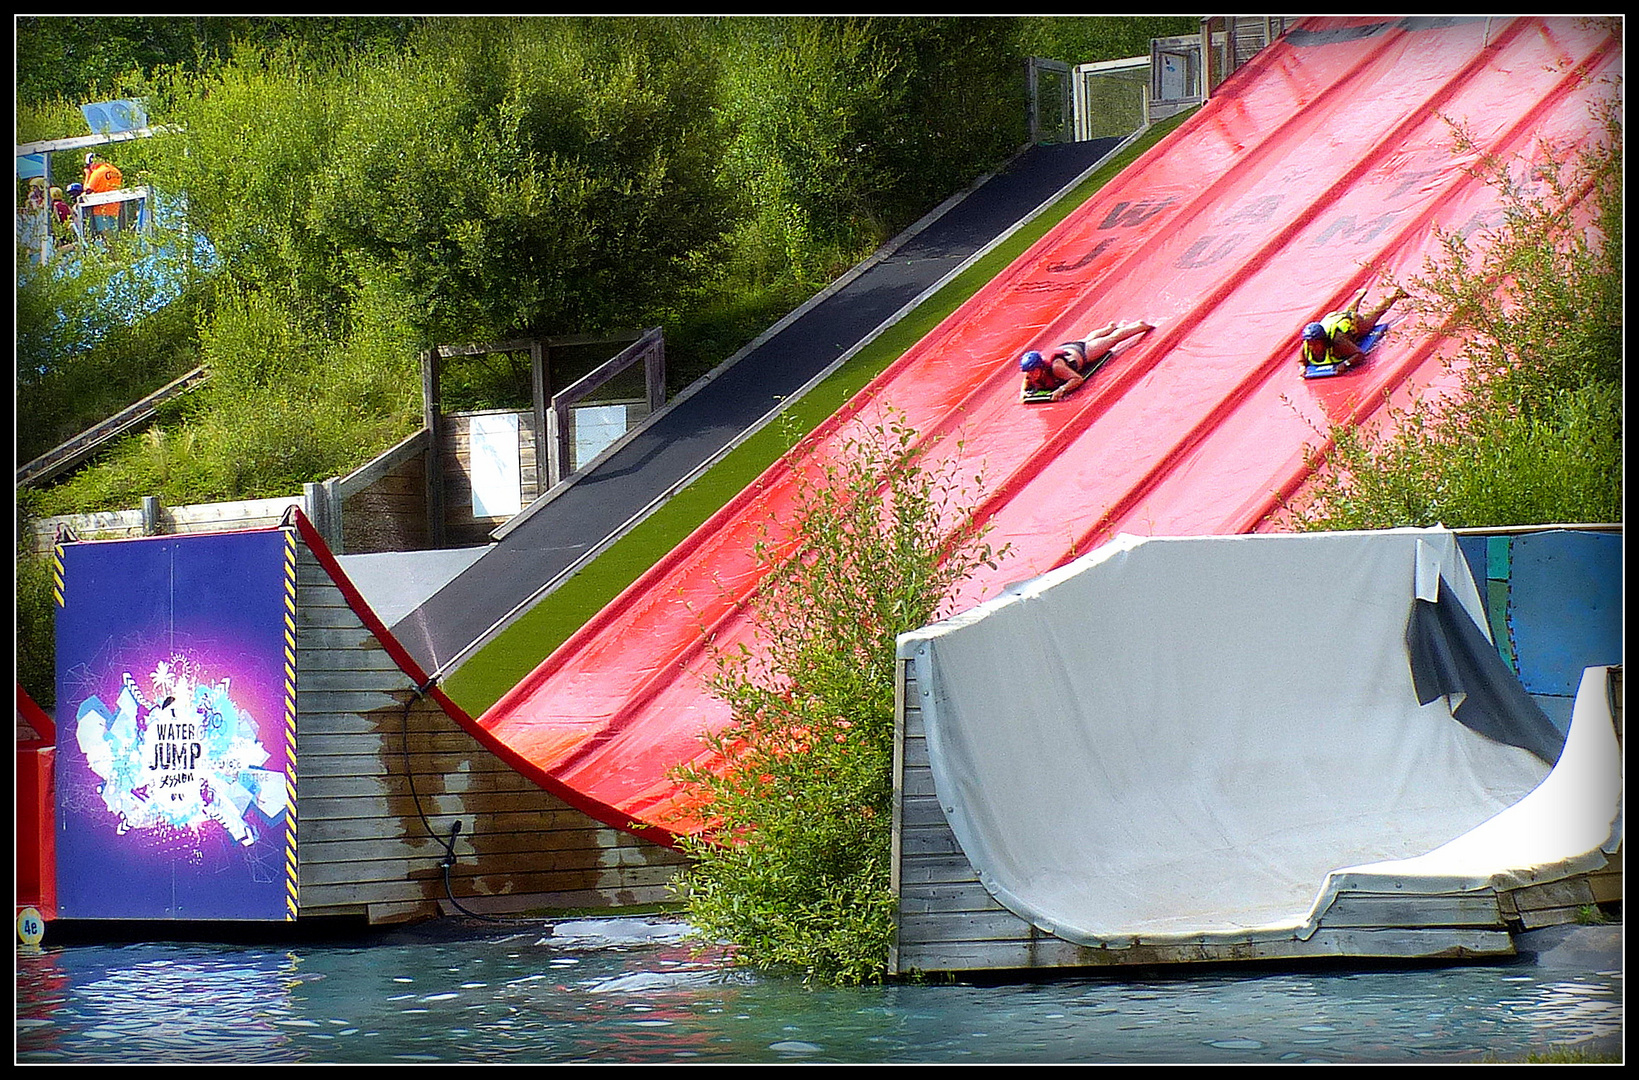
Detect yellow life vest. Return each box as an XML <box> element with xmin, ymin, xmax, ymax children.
<box><xmin>1301</xmin><ymin>309</ymin><xmax>1359</xmax><ymax>364</ymax></box>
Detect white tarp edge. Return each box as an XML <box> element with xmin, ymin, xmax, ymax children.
<box><xmin>899</xmin><ymin>528</ymin><xmax>1610</xmax><ymax>949</ymax></box>
<box><xmin>1318</xmin><ymin>664</ymin><xmax>1621</xmax><ymax>902</ymax></box>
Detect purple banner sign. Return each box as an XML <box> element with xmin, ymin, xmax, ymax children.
<box><xmin>55</xmin><ymin>529</ymin><xmax>296</xmax><ymax>920</ymax></box>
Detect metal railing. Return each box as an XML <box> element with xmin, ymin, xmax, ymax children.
<box><xmin>1040</xmin><ymin>17</ymin><xmax>1297</xmax><ymax>145</ymax></box>
<box><xmin>544</xmin><ymin>326</ymin><xmax>666</xmax><ymax>489</ymax></box>
<box><xmin>16</xmin><ymin>364</ymin><xmax>209</xmax><ymax>488</ymax></box>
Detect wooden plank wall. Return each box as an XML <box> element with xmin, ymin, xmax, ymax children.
<box><xmin>27</xmin><ymin>508</ymin><xmax>147</xmax><ymax>551</ymax></box>
<box><xmin>339</xmin><ymin>446</ymin><xmax>430</xmax><ymax>555</ymax></box>
<box><xmin>439</xmin><ymin>411</ymin><xmax>541</xmax><ymax>549</ymax></box>
<box><xmin>294</xmin><ymin>536</ymin><xmax>687</xmax><ymax>924</ymax></box>
<box><xmin>892</xmin><ymin>657</ymin><xmax>1092</xmax><ymax>975</ymax></box>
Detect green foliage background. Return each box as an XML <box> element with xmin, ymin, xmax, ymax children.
<box><xmin>17</xmin><ymin>16</ymin><xmax>1194</xmax><ymax>508</ymax></box>
<box><xmin>16</xmin><ymin>15</ymin><xmax>1192</xmax><ymax>707</ymax></box>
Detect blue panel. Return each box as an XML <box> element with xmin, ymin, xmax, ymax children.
<box><xmin>1486</xmin><ymin>534</ymin><xmax>1511</xmax><ymax>581</ymax></box>
<box><xmin>1487</xmin><ymin>578</ymin><xmax>1515</xmax><ymax>671</ymax></box>
<box><xmin>1507</xmin><ymin>531</ymin><xmax>1623</xmax><ymax>697</ymax></box>
<box><xmin>55</xmin><ymin>530</ymin><xmax>296</xmax><ymax>920</ymax></box>
<box><xmin>80</xmin><ymin>98</ymin><xmax>148</xmax><ymax>135</ymax></box>
<box><xmin>1457</xmin><ymin>535</ymin><xmax>1490</xmax><ymax>618</ymax></box>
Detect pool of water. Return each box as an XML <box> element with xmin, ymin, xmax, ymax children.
<box><xmin>15</xmin><ymin>916</ymin><xmax>1621</xmax><ymax>1064</ymax></box>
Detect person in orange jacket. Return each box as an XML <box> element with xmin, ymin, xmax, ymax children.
<box><xmin>82</xmin><ymin>152</ymin><xmax>124</xmax><ymax>237</ymax></box>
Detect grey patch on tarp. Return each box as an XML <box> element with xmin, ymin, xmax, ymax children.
<box><xmin>338</xmin><ymin>546</ymin><xmax>490</xmax><ymax>628</ymax></box>
<box><xmin>1405</xmin><ymin>577</ymin><xmax>1566</xmax><ymax>766</ymax></box>
<box><xmin>1512</xmin><ymin>922</ymin><xmax>1622</xmax><ymax>970</ymax></box>
<box><xmin>1396</xmin><ymin>17</ymin><xmax>1484</xmax><ymax>33</ymax></box>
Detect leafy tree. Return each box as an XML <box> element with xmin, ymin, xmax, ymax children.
<box><xmin>673</xmin><ymin>413</ymin><xmax>1006</xmax><ymax>984</ymax></box>
<box><xmin>15</xmin><ymin>16</ymin><xmax>417</xmax><ymax>107</ymax></box>
<box><xmin>718</xmin><ymin>17</ymin><xmax>1024</xmax><ymax>286</ymax></box>
<box><xmin>1015</xmin><ymin>15</ymin><xmax>1200</xmax><ymax>64</ymax></box>
<box><xmin>309</xmin><ymin>17</ymin><xmax>734</xmax><ymax>343</ymax></box>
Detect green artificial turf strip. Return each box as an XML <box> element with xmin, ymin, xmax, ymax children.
<box><xmin>440</xmin><ymin>114</ymin><xmax>1194</xmax><ymax>716</ymax></box>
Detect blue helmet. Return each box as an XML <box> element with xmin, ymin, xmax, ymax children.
<box><xmin>1019</xmin><ymin>350</ymin><xmax>1046</xmax><ymax>372</ymax></box>
<box><xmin>1302</xmin><ymin>322</ymin><xmax>1328</xmax><ymax>342</ymax></box>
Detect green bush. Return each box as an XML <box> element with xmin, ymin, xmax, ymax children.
<box><xmin>672</xmin><ymin>414</ymin><xmax>1005</xmax><ymax>984</ymax></box>
<box><xmin>717</xmin><ymin>17</ymin><xmax>1025</xmax><ymax>288</ymax></box>
<box><xmin>16</xmin><ymin>234</ymin><xmax>208</xmax><ymax>465</ymax></box>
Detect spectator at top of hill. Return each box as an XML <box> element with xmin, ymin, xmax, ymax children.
<box><xmin>83</xmin><ymin>152</ymin><xmax>124</xmax><ymax>237</ymax></box>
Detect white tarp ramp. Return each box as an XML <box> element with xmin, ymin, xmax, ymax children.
<box><xmin>899</xmin><ymin>528</ymin><xmax>1618</xmax><ymax>948</ymax></box>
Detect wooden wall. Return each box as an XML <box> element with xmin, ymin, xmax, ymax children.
<box><xmin>339</xmin><ymin>445</ymin><xmax>430</xmax><ymax>555</ymax></box>
<box><xmin>891</xmin><ymin>657</ymin><xmax>1106</xmax><ymax>975</ymax></box>
<box><xmin>27</xmin><ymin>495</ymin><xmax>305</xmax><ymax>554</ymax></box>
<box><xmin>294</xmin><ymin>535</ymin><xmax>686</xmax><ymax>924</ymax></box>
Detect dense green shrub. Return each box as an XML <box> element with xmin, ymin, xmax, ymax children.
<box><xmin>673</xmin><ymin>415</ymin><xmax>1005</xmax><ymax>984</ymax></box>
<box><xmin>1291</xmin><ymin>113</ymin><xmax>1622</xmax><ymax>531</ymax></box>
<box><xmin>15</xmin><ymin>16</ymin><xmax>416</xmax><ymax>109</ymax></box>
<box><xmin>14</xmin><ymin>545</ymin><xmax>58</xmax><ymax>711</ymax></box>
<box><xmin>1015</xmin><ymin>15</ymin><xmax>1199</xmax><ymax>63</ymax></box>
<box><xmin>316</xmin><ymin>18</ymin><xmax>733</xmax><ymax>344</ymax></box>
<box><xmin>716</xmin><ymin>17</ymin><xmax>1026</xmax><ymax>287</ymax></box>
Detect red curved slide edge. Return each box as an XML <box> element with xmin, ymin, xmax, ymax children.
<box><xmin>480</xmin><ymin>17</ymin><xmax>1621</xmax><ymax>843</ymax></box>
<box><xmin>286</xmin><ymin>512</ymin><xmax>692</xmax><ymax>846</ymax></box>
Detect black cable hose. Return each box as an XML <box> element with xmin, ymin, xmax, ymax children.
<box><xmin>400</xmin><ymin>684</ymin><xmax>540</xmax><ymax>926</ymax></box>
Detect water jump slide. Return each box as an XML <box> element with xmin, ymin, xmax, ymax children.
<box><xmin>479</xmin><ymin>17</ymin><xmax>1621</xmax><ymax>843</ymax></box>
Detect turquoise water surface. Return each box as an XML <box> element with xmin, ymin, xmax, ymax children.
<box><xmin>16</xmin><ymin>916</ymin><xmax>1621</xmax><ymax>1064</ymax></box>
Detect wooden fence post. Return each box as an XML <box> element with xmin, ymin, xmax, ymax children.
<box><xmin>422</xmin><ymin>348</ymin><xmax>446</xmax><ymax>549</ymax></box>
<box><xmin>644</xmin><ymin>329</ymin><xmax>666</xmax><ymax>415</ymax></box>
<box><xmin>531</xmin><ymin>339</ymin><xmax>550</xmax><ymax>499</ymax></box>
<box><xmin>322</xmin><ymin>478</ymin><xmax>343</xmax><ymax>554</ymax></box>
<box><xmin>304</xmin><ymin>481</ymin><xmax>344</xmax><ymax>551</ymax></box>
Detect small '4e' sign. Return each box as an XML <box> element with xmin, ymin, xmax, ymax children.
<box><xmin>17</xmin><ymin>906</ymin><xmax>47</xmax><ymax>951</ymax></box>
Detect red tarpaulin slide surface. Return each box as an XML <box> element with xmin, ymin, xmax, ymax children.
<box><xmin>479</xmin><ymin>17</ymin><xmax>1620</xmax><ymax>842</ymax></box>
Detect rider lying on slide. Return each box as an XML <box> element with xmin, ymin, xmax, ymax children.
<box><xmin>1019</xmin><ymin>320</ymin><xmax>1155</xmax><ymax>402</ymax></box>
